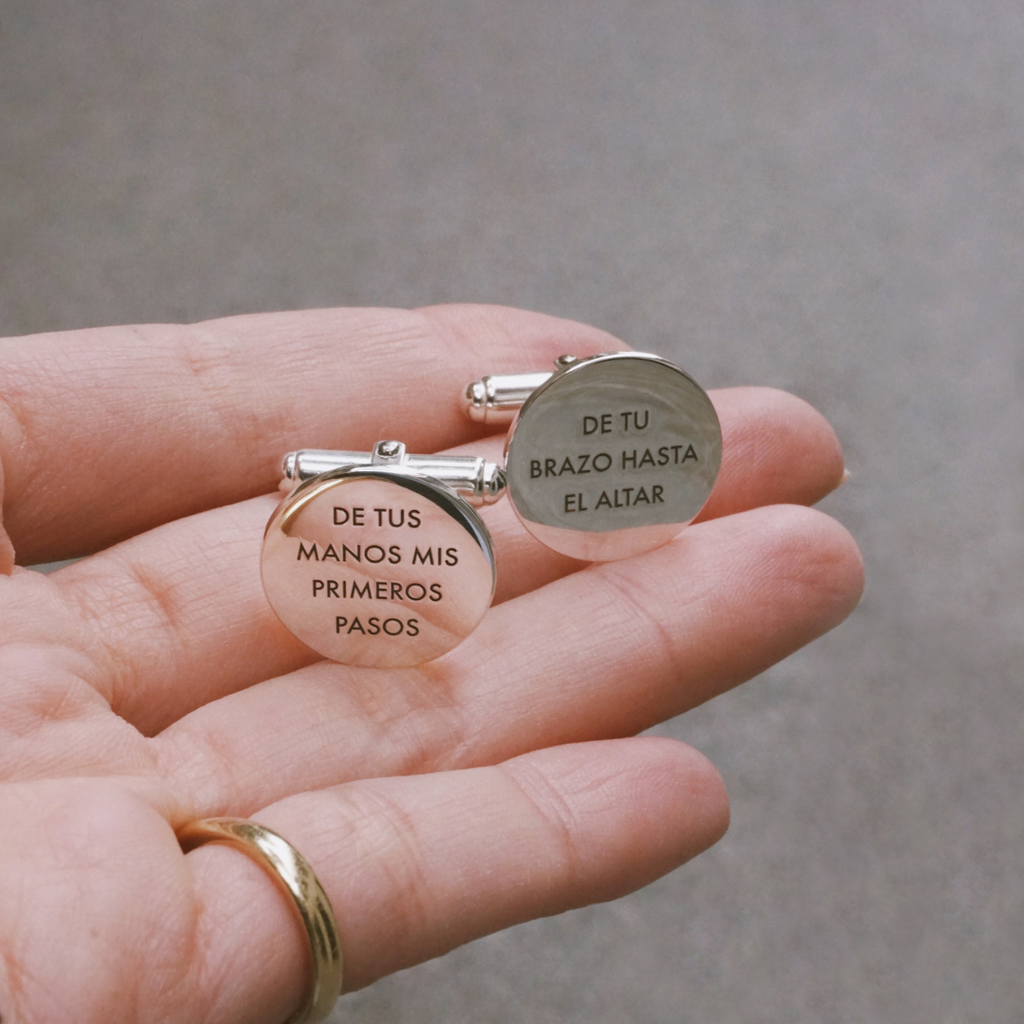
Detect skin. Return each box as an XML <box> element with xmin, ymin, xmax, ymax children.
<box><xmin>0</xmin><ymin>304</ymin><xmax>864</xmax><ymax>1024</ymax></box>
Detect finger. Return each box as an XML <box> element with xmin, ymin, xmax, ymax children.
<box><xmin>696</xmin><ymin>386</ymin><xmax>845</xmax><ymax>521</ymax></box>
<box><xmin>153</xmin><ymin>504</ymin><xmax>863</xmax><ymax>816</ymax></box>
<box><xmin>0</xmin><ymin>304</ymin><xmax>622</xmax><ymax>565</ymax></box>
<box><xmin>40</xmin><ymin>386</ymin><xmax>846</xmax><ymax>734</ymax></box>
<box><xmin>184</xmin><ymin>736</ymin><xmax>728</xmax><ymax>1020</ymax></box>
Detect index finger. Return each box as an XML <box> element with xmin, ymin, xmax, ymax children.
<box><xmin>0</xmin><ymin>304</ymin><xmax>622</xmax><ymax>565</ymax></box>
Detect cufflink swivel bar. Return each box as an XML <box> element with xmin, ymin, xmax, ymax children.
<box><xmin>281</xmin><ymin>441</ymin><xmax>507</xmax><ymax>505</ymax></box>
<box><xmin>463</xmin><ymin>355</ymin><xmax>582</xmax><ymax>424</ymax></box>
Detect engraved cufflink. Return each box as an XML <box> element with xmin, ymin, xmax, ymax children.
<box><xmin>464</xmin><ymin>352</ymin><xmax>722</xmax><ymax>561</ymax></box>
<box><xmin>261</xmin><ymin>441</ymin><xmax>503</xmax><ymax>668</ymax></box>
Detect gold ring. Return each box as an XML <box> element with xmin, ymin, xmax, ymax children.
<box><xmin>178</xmin><ymin>817</ymin><xmax>343</xmax><ymax>1024</ymax></box>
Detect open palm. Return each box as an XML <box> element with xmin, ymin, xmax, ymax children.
<box><xmin>0</xmin><ymin>305</ymin><xmax>863</xmax><ymax>1024</ymax></box>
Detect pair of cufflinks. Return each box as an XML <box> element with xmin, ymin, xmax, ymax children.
<box><xmin>261</xmin><ymin>352</ymin><xmax>721</xmax><ymax>668</ymax></box>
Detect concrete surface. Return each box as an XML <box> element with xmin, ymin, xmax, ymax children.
<box><xmin>2</xmin><ymin>1</ymin><xmax>1022</xmax><ymax>1021</ymax></box>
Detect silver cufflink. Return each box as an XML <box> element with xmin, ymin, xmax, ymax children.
<box><xmin>464</xmin><ymin>351</ymin><xmax>722</xmax><ymax>561</ymax></box>
<box><xmin>261</xmin><ymin>441</ymin><xmax>503</xmax><ymax>668</ymax></box>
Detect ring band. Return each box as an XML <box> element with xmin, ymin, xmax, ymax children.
<box><xmin>178</xmin><ymin>817</ymin><xmax>343</xmax><ymax>1024</ymax></box>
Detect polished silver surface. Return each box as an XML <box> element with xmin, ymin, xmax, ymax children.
<box><xmin>263</xmin><ymin>450</ymin><xmax>496</xmax><ymax>667</ymax></box>
<box><xmin>502</xmin><ymin>352</ymin><xmax>721</xmax><ymax>560</ymax></box>
<box><xmin>283</xmin><ymin>442</ymin><xmax>506</xmax><ymax>505</ymax></box>
<box><xmin>464</xmin><ymin>370</ymin><xmax>553</xmax><ymax>424</ymax></box>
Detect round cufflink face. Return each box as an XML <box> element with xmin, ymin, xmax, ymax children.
<box><xmin>504</xmin><ymin>352</ymin><xmax>722</xmax><ymax>561</ymax></box>
<box><xmin>261</xmin><ymin>468</ymin><xmax>496</xmax><ymax>668</ymax></box>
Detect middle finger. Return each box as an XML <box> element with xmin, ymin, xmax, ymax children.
<box><xmin>34</xmin><ymin>385</ymin><xmax>842</xmax><ymax>734</ymax></box>
<box><xmin>152</xmin><ymin>500</ymin><xmax>863</xmax><ymax>818</ymax></box>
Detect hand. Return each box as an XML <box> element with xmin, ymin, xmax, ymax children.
<box><xmin>0</xmin><ymin>305</ymin><xmax>863</xmax><ymax>1023</ymax></box>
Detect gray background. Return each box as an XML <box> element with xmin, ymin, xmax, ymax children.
<box><xmin>2</xmin><ymin>1</ymin><xmax>1022</xmax><ymax>1021</ymax></box>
